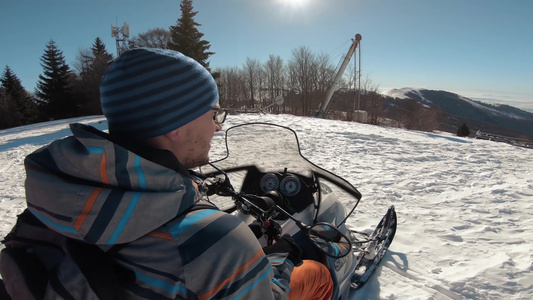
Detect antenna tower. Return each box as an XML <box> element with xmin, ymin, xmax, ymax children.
<box><xmin>111</xmin><ymin>21</ymin><xmax>130</xmax><ymax>56</ymax></box>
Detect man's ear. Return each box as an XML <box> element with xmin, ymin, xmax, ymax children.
<box><xmin>164</xmin><ymin>127</ymin><xmax>182</xmax><ymax>141</ymax></box>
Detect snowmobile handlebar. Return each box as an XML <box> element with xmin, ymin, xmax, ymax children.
<box><xmin>205</xmin><ymin>163</ymin><xmax>353</xmax><ymax>258</ymax></box>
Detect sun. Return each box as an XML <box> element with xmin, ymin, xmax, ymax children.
<box><xmin>278</xmin><ymin>0</ymin><xmax>309</xmax><ymax>9</ymax></box>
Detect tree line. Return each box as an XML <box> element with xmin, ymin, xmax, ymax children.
<box><xmin>1</xmin><ymin>0</ymin><xmax>441</xmax><ymax>132</ymax></box>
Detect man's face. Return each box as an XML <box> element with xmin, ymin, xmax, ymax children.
<box><xmin>177</xmin><ymin>106</ymin><xmax>222</xmax><ymax>169</ymax></box>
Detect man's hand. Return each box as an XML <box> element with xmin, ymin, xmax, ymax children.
<box><xmin>262</xmin><ymin>235</ymin><xmax>303</xmax><ymax>266</ymax></box>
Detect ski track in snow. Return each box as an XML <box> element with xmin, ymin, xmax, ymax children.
<box><xmin>1</xmin><ymin>114</ymin><xmax>532</xmax><ymax>299</ymax></box>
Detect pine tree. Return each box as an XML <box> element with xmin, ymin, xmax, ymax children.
<box><xmin>168</xmin><ymin>0</ymin><xmax>214</xmax><ymax>70</ymax></box>
<box><xmin>35</xmin><ymin>40</ymin><xmax>77</xmax><ymax>120</ymax></box>
<box><xmin>457</xmin><ymin>122</ymin><xmax>471</xmax><ymax>137</ymax></box>
<box><xmin>76</xmin><ymin>37</ymin><xmax>114</xmax><ymax>114</ymax></box>
<box><xmin>0</xmin><ymin>66</ymin><xmax>37</xmax><ymax>127</ymax></box>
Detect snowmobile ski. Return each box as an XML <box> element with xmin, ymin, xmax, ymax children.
<box><xmin>350</xmin><ymin>205</ymin><xmax>397</xmax><ymax>289</ymax></box>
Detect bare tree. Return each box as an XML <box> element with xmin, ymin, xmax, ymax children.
<box><xmin>288</xmin><ymin>46</ymin><xmax>318</xmax><ymax>115</ymax></box>
<box><xmin>393</xmin><ymin>98</ymin><xmax>442</xmax><ymax>132</ymax></box>
<box><xmin>72</xmin><ymin>48</ymin><xmax>91</xmax><ymax>77</ymax></box>
<box><xmin>72</xmin><ymin>38</ymin><xmax>113</xmax><ymax>115</ymax></box>
<box><xmin>344</xmin><ymin>61</ymin><xmax>356</xmax><ymax>91</ymax></box>
<box><xmin>216</xmin><ymin>66</ymin><xmax>245</xmax><ymax>109</ymax></box>
<box><xmin>129</xmin><ymin>28</ymin><xmax>171</xmax><ymax>49</ymax></box>
<box><xmin>257</xmin><ymin>67</ymin><xmax>267</xmax><ymax>108</ymax></box>
<box><xmin>313</xmin><ymin>53</ymin><xmax>330</xmax><ymax>94</ymax></box>
<box><xmin>242</xmin><ymin>57</ymin><xmax>261</xmax><ymax>109</ymax></box>
<box><xmin>263</xmin><ymin>55</ymin><xmax>286</xmax><ymax>113</ymax></box>
<box><xmin>360</xmin><ymin>75</ymin><xmax>385</xmax><ymax>125</ymax></box>
<box><xmin>314</xmin><ymin>52</ymin><xmax>338</xmax><ymax>116</ymax></box>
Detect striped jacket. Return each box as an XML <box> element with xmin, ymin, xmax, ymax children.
<box><xmin>20</xmin><ymin>123</ymin><xmax>293</xmax><ymax>299</ymax></box>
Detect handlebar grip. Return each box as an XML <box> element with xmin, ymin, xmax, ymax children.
<box><xmin>246</xmin><ymin>195</ymin><xmax>276</xmax><ymax>211</ymax></box>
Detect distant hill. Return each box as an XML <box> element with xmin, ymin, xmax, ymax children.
<box><xmin>382</xmin><ymin>88</ymin><xmax>533</xmax><ymax>140</ymax></box>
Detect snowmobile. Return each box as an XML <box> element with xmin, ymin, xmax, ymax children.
<box><xmin>199</xmin><ymin>123</ymin><xmax>397</xmax><ymax>299</ymax></box>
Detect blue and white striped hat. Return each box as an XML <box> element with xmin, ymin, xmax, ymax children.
<box><xmin>100</xmin><ymin>48</ymin><xmax>219</xmax><ymax>140</ymax></box>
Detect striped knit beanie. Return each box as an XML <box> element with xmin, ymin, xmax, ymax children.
<box><xmin>100</xmin><ymin>48</ymin><xmax>218</xmax><ymax>140</ymax></box>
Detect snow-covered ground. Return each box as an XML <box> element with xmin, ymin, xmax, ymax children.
<box><xmin>382</xmin><ymin>87</ymin><xmax>533</xmax><ymax>120</ymax></box>
<box><xmin>1</xmin><ymin>113</ymin><xmax>532</xmax><ymax>299</ymax></box>
<box><xmin>382</xmin><ymin>87</ymin><xmax>422</xmax><ymax>100</ymax></box>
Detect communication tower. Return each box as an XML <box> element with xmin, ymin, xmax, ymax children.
<box><xmin>111</xmin><ymin>21</ymin><xmax>130</xmax><ymax>56</ymax></box>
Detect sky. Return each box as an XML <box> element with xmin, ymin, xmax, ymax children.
<box><xmin>1</xmin><ymin>113</ymin><xmax>532</xmax><ymax>299</ymax></box>
<box><xmin>1</xmin><ymin>0</ymin><xmax>532</xmax><ymax>112</ymax></box>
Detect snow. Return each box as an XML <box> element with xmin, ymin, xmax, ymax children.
<box><xmin>1</xmin><ymin>113</ymin><xmax>532</xmax><ymax>299</ymax></box>
<box><xmin>381</xmin><ymin>87</ymin><xmax>420</xmax><ymax>99</ymax></box>
<box><xmin>382</xmin><ymin>87</ymin><xmax>530</xmax><ymax>120</ymax></box>
<box><xmin>461</xmin><ymin>96</ymin><xmax>526</xmax><ymax>120</ymax></box>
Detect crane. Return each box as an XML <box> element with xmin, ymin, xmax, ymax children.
<box><xmin>315</xmin><ymin>34</ymin><xmax>362</xmax><ymax>118</ymax></box>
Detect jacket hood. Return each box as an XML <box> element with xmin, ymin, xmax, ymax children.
<box><xmin>24</xmin><ymin>123</ymin><xmax>198</xmax><ymax>245</ymax></box>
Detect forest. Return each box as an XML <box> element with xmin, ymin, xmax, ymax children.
<box><xmin>0</xmin><ymin>0</ymin><xmax>440</xmax><ymax>132</ymax></box>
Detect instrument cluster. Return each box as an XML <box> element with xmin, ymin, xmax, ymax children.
<box><xmin>239</xmin><ymin>169</ymin><xmax>315</xmax><ymax>214</ymax></box>
<box><xmin>259</xmin><ymin>172</ymin><xmax>302</xmax><ymax>197</ymax></box>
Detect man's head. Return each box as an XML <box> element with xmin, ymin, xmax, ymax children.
<box><xmin>100</xmin><ymin>48</ymin><xmax>219</xmax><ymax>140</ymax></box>
<box><xmin>100</xmin><ymin>48</ymin><xmax>222</xmax><ymax>168</ymax></box>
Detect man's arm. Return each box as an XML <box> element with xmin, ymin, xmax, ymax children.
<box><xmin>116</xmin><ymin>209</ymin><xmax>293</xmax><ymax>299</ymax></box>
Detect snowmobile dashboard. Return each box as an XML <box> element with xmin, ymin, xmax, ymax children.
<box><xmin>238</xmin><ymin>166</ymin><xmax>317</xmax><ymax>215</ymax></box>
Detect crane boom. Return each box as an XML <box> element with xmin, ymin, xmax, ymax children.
<box><xmin>315</xmin><ymin>34</ymin><xmax>362</xmax><ymax>118</ymax></box>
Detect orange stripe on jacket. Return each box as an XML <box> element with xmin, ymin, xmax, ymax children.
<box><xmin>191</xmin><ymin>180</ymin><xmax>200</xmax><ymax>201</ymax></box>
<box><xmin>198</xmin><ymin>249</ymin><xmax>264</xmax><ymax>300</ymax></box>
<box><xmin>148</xmin><ymin>231</ymin><xmax>173</xmax><ymax>240</ymax></box>
<box><xmin>99</xmin><ymin>152</ymin><xmax>110</xmax><ymax>185</ymax></box>
<box><xmin>74</xmin><ymin>187</ymin><xmax>103</xmax><ymax>231</ymax></box>
<box><xmin>74</xmin><ymin>153</ymin><xmax>108</xmax><ymax>231</ymax></box>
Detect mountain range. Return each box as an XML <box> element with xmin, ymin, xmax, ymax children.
<box><xmin>382</xmin><ymin>88</ymin><xmax>533</xmax><ymax>141</ymax></box>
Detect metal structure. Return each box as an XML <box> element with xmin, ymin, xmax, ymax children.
<box><xmin>352</xmin><ymin>34</ymin><xmax>367</xmax><ymax>123</ymax></box>
<box><xmin>315</xmin><ymin>34</ymin><xmax>362</xmax><ymax>119</ymax></box>
<box><xmin>258</xmin><ymin>95</ymin><xmax>285</xmax><ymax>114</ymax></box>
<box><xmin>111</xmin><ymin>22</ymin><xmax>130</xmax><ymax>56</ymax></box>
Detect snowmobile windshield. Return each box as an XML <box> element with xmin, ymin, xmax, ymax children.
<box><xmin>200</xmin><ymin>123</ymin><xmax>362</xmax><ymax>222</ymax></box>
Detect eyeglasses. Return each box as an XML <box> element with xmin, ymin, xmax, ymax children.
<box><xmin>212</xmin><ymin>107</ymin><xmax>228</xmax><ymax>125</ymax></box>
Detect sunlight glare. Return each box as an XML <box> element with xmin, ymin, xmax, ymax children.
<box><xmin>278</xmin><ymin>0</ymin><xmax>309</xmax><ymax>9</ymax></box>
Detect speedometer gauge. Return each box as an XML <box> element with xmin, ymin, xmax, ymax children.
<box><xmin>280</xmin><ymin>175</ymin><xmax>301</xmax><ymax>197</ymax></box>
<box><xmin>260</xmin><ymin>173</ymin><xmax>279</xmax><ymax>193</ymax></box>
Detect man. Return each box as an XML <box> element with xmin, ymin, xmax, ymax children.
<box><xmin>0</xmin><ymin>48</ymin><xmax>332</xmax><ymax>299</ymax></box>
